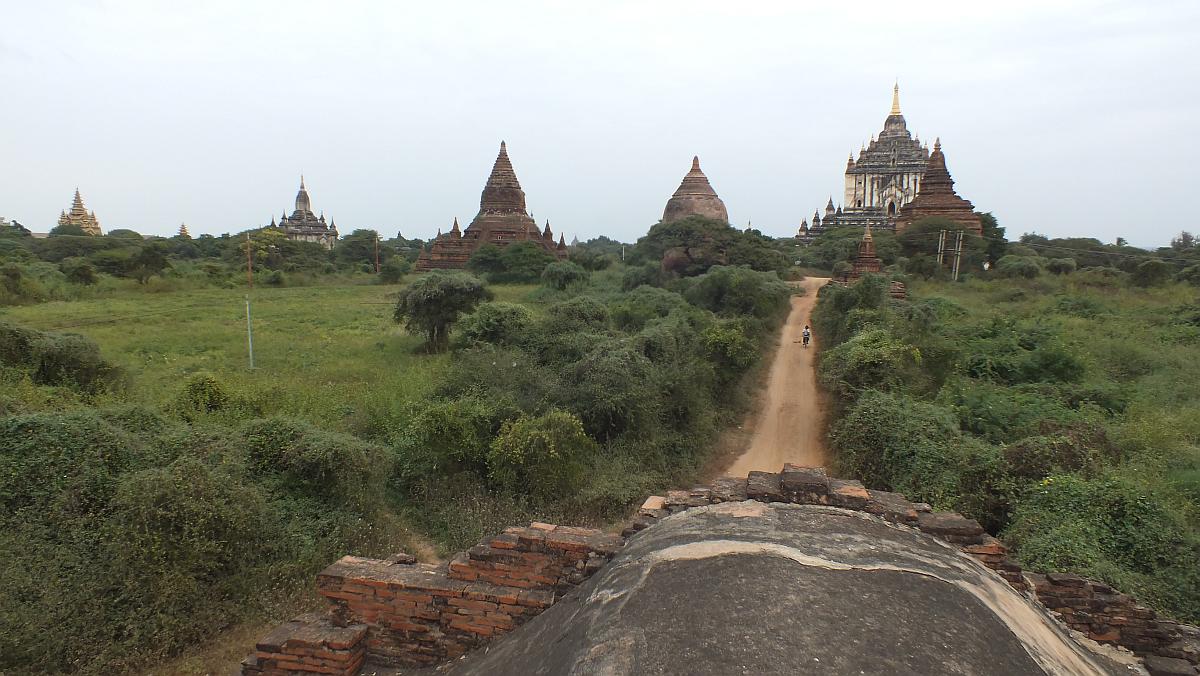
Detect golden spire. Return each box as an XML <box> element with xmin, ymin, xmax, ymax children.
<box><xmin>890</xmin><ymin>82</ymin><xmax>901</xmax><ymax>115</ymax></box>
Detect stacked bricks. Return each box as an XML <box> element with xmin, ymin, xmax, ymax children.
<box><xmin>623</xmin><ymin>464</ymin><xmax>1196</xmax><ymax>672</ymax></box>
<box><xmin>245</xmin><ymin>464</ymin><xmax>1197</xmax><ymax>674</ymax></box>
<box><xmin>241</xmin><ymin>613</ymin><xmax>366</xmax><ymax>676</ymax></box>
<box><xmin>244</xmin><ymin>524</ymin><xmax>622</xmax><ymax>674</ymax></box>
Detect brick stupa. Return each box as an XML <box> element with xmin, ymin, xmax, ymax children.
<box><xmin>662</xmin><ymin>156</ymin><xmax>729</xmax><ymax>224</ymax></box>
<box><xmin>416</xmin><ymin>142</ymin><xmax>567</xmax><ymax>271</ymax></box>
<box><xmin>848</xmin><ymin>223</ymin><xmax>883</xmax><ymax>281</ymax></box>
<box><xmin>894</xmin><ymin>139</ymin><xmax>982</xmax><ymax>236</ymax></box>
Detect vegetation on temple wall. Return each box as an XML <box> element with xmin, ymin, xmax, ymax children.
<box><xmin>812</xmin><ymin>257</ymin><xmax>1200</xmax><ymax>623</ymax></box>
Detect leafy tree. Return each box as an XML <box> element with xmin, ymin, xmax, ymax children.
<box><xmin>59</xmin><ymin>257</ymin><xmax>98</xmax><ymax>285</ymax></box>
<box><xmin>379</xmin><ymin>257</ymin><xmax>411</xmax><ymax>283</ymax></box>
<box><xmin>979</xmin><ymin>212</ymin><xmax>1007</xmax><ymax>265</ymax></box>
<box><xmin>682</xmin><ymin>265</ymin><xmax>791</xmax><ymax>322</ymax></box>
<box><xmin>467</xmin><ymin>244</ymin><xmax>505</xmax><ymax>276</ymax></box>
<box><xmin>393</xmin><ymin>272</ymin><xmax>492</xmax><ymax>352</ymax></box>
<box><xmin>1171</xmin><ymin>231</ymin><xmax>1196</xmax><ymax>251</ymax></box>
<box><xmin>105</xmin><ymin>229</ymin><xmax>143</xmax><ymax>240</ymax></box>
<box><xmin>336</xmin><ymin>229</ymin><xmax>386</xmax><ymax>268</ymax></box>
<box><xmin>126</xmin><ymin>243</ymin><xmax>170</xmax><ymax>283</ymax></box>
<box><xmin>49</xmin><ymin>223</ymin><xmax>87</xmax><ymax>237</ymax></box>
<box><xmin>633</xmin><ymin>216</ymin><xmax>786</xmax><ymax>276</ymax></box>
<box><xmin>496</xmin><ymin>242</ymin><xmax>555</xmax><ymax>283</ymax></box>
<box><xmin>541</xmin><ymin>260</ymin><xmax>588</xmax><ymax>290</ymax></box>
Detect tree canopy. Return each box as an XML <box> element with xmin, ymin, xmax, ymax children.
<box><xmin>393</xmin><ymin>272</ymin><xmax>493</xmax><ymax>352</ymax></box>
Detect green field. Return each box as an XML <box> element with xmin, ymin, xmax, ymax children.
<box><xmin>1</xmin><ymin>283</ymin><xmax>532</xmax><ymax>429</ymax></box>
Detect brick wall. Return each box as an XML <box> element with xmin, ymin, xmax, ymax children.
<box><xmin>242</xmin><ymin>523</ymin><xmax>622</xmax><ymax>675</ymax></box>
<box><xmin>243</xmin><ymin>465</ymin><xmax>1198</xmax><ymax>675</ymax></box>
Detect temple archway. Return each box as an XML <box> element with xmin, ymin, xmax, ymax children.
<box><xmin>887</xmin><ymin>201</ymin><xmax>897</xmax><ymax>216</ymax></box>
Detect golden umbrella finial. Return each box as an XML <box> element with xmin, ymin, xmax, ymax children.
<box><xmin>891</xmin><ymin>82</ymin><xmax>901</xmax><ymax>115</ymax></box>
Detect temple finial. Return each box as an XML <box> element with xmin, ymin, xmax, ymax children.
<box><xmin>934</xmin><ymin>137</ymin><xmax>941</xmax><ymax>151</ymax></box>
<box><xmin>890</xmin><ymin>82</ymin><xmax>901</xmax><ymax>115</ymax></box>
<box><xmin>692</xmin><ymin>156</ymin><xmax>700</xmax><ymax>170</ymax></box>
<box><xmin>499</xmin><ymin>140</ymin><xmax>507</xmax><ymax>154</ymax></box>
<box><xmin>300</xmin><ymin>174</ymin><xmax>305</xmax><ymax>188</ymax></box>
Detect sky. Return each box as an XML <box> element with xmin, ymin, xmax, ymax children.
<box><xmin>1</xmin><ymin>1</ymin><xmax>1197</xmax><ymax>248</ymax></box>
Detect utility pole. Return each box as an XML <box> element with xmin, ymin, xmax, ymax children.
<box><xmin>952</xmin><ymin>230</ymin><xmax>964</xmax><ymax>281</ymax></box>
<box><xmin>245</xmin><ymin>295</ymin><xmax>255</xmax><ymax>369</ymax></box>
<box><xmin>374</xmin><ymin>232</ymin><xmax>381</xmax><ymax>274</ymax></box>
<box><xmin>246</xmin><ymin>233</ymin><xmax>254</xmax><ymax>288</ymax></box>
<box><xmin>936</xmin><ymin>229</ymin><xmax>947</xmax><ymax>267</ymax></box>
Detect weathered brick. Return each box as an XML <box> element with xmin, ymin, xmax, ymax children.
<box><xmin>746</xmin><ymin>470</ymin><xmax>784</xmax><ymax>502</ymax></box>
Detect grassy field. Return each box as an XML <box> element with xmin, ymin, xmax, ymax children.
<box><xmin>1</xmin><ymin>282</ymin><xmax>536</xmax><ymax>432</ymax></box>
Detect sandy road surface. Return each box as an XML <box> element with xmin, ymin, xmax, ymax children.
<box><xmin>725</xmin><ymin>277</ymin><xmax>830</xmax><ymax>476</ymax></box>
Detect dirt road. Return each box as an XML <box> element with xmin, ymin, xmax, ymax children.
<box><xmin>725</xmin><ymin>277</ymin><xmax>829</xmax><ymax>476</ymax></box>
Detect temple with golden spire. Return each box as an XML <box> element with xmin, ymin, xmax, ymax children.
<box><xmin>57</xmin><ymin>189</ymin><xmax>102</xmax><ymax>235</ymax></box>
<box><xmin>416</xmin><ymin>142</ymin><xmax>568</xmax><ymax>271</ymax></box>
<box><xmin>272</xmin><ymin>176</ymin><xmax>338</xmax><ymax>249</ymax></box>
<box><xmin>799</xmin><ymin>84</ymin><xmax>930</xmax><ymax>242</ymax></box>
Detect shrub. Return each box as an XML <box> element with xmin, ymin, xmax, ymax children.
<box><xmin>241</xmin><ymin>417</ymin><xmax>391</xmax><ymax>511</ymax></box>
<box><xmin>379</xmin><ymin>257</ymin><xmax>411</xmax><ymax>283</ymax></box>
<box><xmin>1046</xmin><ymin>258</ymin><xmax>1077</xmax><ymax>275</ymax></box>
<box><xmin>1177</xmin><ymin>264</ymin><xmax>1200</xmax><ymax>287</ymax></box>
<box><xmin>1005</xmin><ymin>472</ymin><xmax>1200</xmax><ymax>621</ymax></box>
<box><xmin>394</xmin><ymin>272</ymin><xmax>492</xmax><ymax>352</ymax></box>
<box><xmin>540</xmin><ymin>260</ymin><xmax>588</xmax><ymax>290</ymax></box>
<box><xmin>487</xmin><ymin>409</ymin><xmax>596</xmax><ymax>499</ymax></box>
<box><xmin>819</xmin><ymin>328</ymin><xmax>921</xmax><ymax>402</ymax></box>
<box><xmin>0</xmin><ymin>321</ymin><xmax>121</xmax><ymax>392</ymax></box>
<box><xmin>544</xmin><ymin>295</ymin><xmax>611</xmax><ymax>333</ymax></box>
<box><xmin>682</xmin><ymin>265</ymin><xmax>791</xmax><ymax>322</ymax></box>
<box><xmin>264</xmin><ymin>269</ymin><xmax>286</xmax><ymax>286</ymax></box>
<box><xmin>996</xmin><ymin>255</ymin><xmax>1042</xmax><ymax>279</ymax></box>
<box><xmin>610</xmin><ymin>285</ymin><xmax>690</xmax><ymax>330</ymax></box>
<box><xmin>60</xmin><ymin>257</ymin><xmax>99</xmax><ymax>285</ymax></box>
<box><xmin>562</xmin><ymin>344</ymin><xmax>660</xmax><ymax>440</ymax></box>
<box><xmin>701</xmin><ymin>320</ymin><xmax>758</xmax><ymax>376</ymax></box>
<box><xmin>393</xmin><ymin>396</ymin><xmax>518</xmax><ymax>481</ymax></box>
<box><xmin>458</xmin><ymin>302</ymin><xmax>534</xmax><ymax>346</ymax></box>
<box><xmin>1131</xmin><ymin>258</ymin><xmax>1172</xmax><ymax>287</ymax></box>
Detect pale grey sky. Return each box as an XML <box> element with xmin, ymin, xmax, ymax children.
<box><xmin>1</xmin><ymin>1</ymin><xmax>1196</xmax><ymax>247</ymax></box>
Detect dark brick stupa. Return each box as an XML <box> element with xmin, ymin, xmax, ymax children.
<box><xmin>416</xmin><ymin>142</ymin><xmax>567</xmax><ymax>271</ymax></box>
<box><xmin>662</xmin><ymin>156</ymin><xmax>729</xmax><ymax>224</ymax></box>
<box><xmin>894</xmin><ymin>139</ymin><xmax>983</xmax><ymax>236</ymax></box>
<box><xmin>848</xmin><ymin>223</ymin><xmax>884</xmax><ymax>281</ymax></box>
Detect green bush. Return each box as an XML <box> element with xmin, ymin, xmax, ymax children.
<box><xmin>610</xmin><ymin>285</ymin><xmax>689</xmax><ymax>330</ymax></box>
<box><xmin>682</xmin><ymin>265</ymin><xmax>791</xmax><ymax>322</ymax></box>
<box><xmin>394</xmin><ymin>272</ymin><xmax>492</xmax><ymax>352</ymax></box>
<box><xmin>1045</xmin><ymin>258</ymin><xmax>1077</xmax><ymax>275</ymax></box>
<box><xmin>563</xmin><ymin>343</ymin><xmax>661</xmax><ymax>441</ymax></box>
<box><xmin>487</xmin><ymin>409</ymin><xmax>596</xmax><ymax>499</ymax></box>
<box><xmin>1131</xmin><ymin>258</ymin><xmax>1172</xmax><ymax>287</ymax></box>
<box><xmin>1005</xmin><ymin>472</ymin><xmax>1200</xmax><ymax>621</ymax></box>
<box><xmin>819</xmin><ymin>328</ymin><xmax>921</xmax><ymax>403</ymax></box>
<box><xmin>458</xmin><ymin>302</ymin><xmax>534</xmax><ymax>346</ymax></box>
<box><xmin>392</xmin><ymin>397</ymin><xmax>517</xmax><ymax>481</ymax></box>
<box><xmin>541</xmin><ymin>260</ymin><xmax>588</xmax><ymax>290</ymax></box>
<box><xmin>0</xmin><ymin>321</ymin><xmax>121</xmax><ymax>393</ymax></box>
<box><xmin>379</xmin><ymin>256</ymin><xmax>411</xmax><ymax>283</ymax></box>
<box><xmin>996</xmin><ymin>255</ymin><xmax>1042</xmax><ymax>279</ymax></box>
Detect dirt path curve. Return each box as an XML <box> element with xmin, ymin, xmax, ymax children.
<box><xmin>725</xmin><ymin>277</ymin><xmax>830</xmax><ymax>476</ymax></box>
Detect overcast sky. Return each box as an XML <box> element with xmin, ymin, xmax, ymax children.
<box><xmin>2</xmin><ymin>1</ymin><xmax>1197</xmax><ymax>247</ymax></box>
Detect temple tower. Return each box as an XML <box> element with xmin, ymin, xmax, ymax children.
<box><xmin>894</xmin><ymin>139</ymin><xmax>983</xmax><ymax>236</ymax></box>
<box><xmin>661</xmin><ymin>156</ymin><xmax>729</xmax><ymax>224</ymax></box>
<box><xmin>416</xmin><ymin>142</ymin><xmax>567</xmax><ymax>271</ymax></box>
<box><xmin>57</xmin><ymin>189</ymin><xmax>102</xmax><ymax>235</ymax></box>
<box><xmin>273</xmin><ymin>176</ymin><xmax>338</xmax><ymax>249</ymax></box>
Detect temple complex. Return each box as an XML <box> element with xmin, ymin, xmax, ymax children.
<box><xmin>799</xmin><ymin>85</ymin><xmax>929</xmax><ymax>242</ymax></box>
<box><xmin>416</xmin><ymin>142</ymin><xmax>567</xmax><ymax>271</ymax></box>
<box><xmin>57</xmin><ymin>189</ymin><xmax>102</xmax><ymax>235</ymax></box>
<box><xmin>271</xmin><ymin>177</ymin><xmax>338</xmax><ymax>250</ymax></box>
<box><xmin>661</xmin><ymin>156</ymin><xmax>729</xmax><ymax>224</ymax></box>
<box><xmin>894</xmin><ymin>139</ymin><xmax>983</xmax><ymax>236</ymax></box>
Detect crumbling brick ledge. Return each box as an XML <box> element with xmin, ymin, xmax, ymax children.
<box><xmin>242</xmin><ymin>465</ymin><xmax>1199</xmax><ymax>676</ymax></box>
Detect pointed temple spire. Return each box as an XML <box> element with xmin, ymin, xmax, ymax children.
<box><xmin>557</xmin><ymin>234</ymin><xmax>566</xmax><ymax>250</ymax></box>
<box><xmin>415</xmin><ymin>141</ymin><xmax>568</xmax><ymax>271</ymax></box>
<box><xmin>59</xmin><ymin>188</ymin><xmax>102</xmax><ymax>235</ymax></box>
<box><xmin>662</xmin><ymin>155</ymin><xmax>729</xmax><ymax>223</ymax></box>
<box><xmin>894</xmin><ymin>139</ymin><xmax>983</xmax><ymax>236</ymax></box>
<box><xmin>543</xmin><ymin>220</ymin><xmax>553</xmax><ymax>239</ymax></box>
<box><xmin>891</xmin><ymin>82</ymin><xmax>902</xmax><ymax>115</ymax></box>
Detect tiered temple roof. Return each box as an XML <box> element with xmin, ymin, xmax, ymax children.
<box><xmin>894</xmin><ymin>140</ymin><xmax>983</xmax><ymax>236</ymax></box>
<box><xmin>273</xmin><ymin>176</ymin><xmax>338</xmax><ymax>249</ymax></box>
<box><xmin>57</xmin><ymin>189</ymin><xmax>102</xmax><ymax>235</ymax></box>
<box><xmin>416</xmin><ymin>142</ymin><xmax>568</xmax><ymax>271</ymax></box>
<box><xmin>661</xmin><ymin>156</ymin><xmax>729</xmax><ymax>224</ymax></box>
<box><xmin>800</xmin><ymin>85</ymin><xmax>930</xmax><ymax>242</ymax></box>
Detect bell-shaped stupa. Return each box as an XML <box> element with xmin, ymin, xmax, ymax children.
<box><xmin>662</xmin><ymin>156</ymin><xmax>729</xmax><ymax>224</ymax></box>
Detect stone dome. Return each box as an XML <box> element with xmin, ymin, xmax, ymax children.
<box><xmin>662</xmin><ymin>156</ymin><xmax>729</xmax><ymax>224</ymax></box>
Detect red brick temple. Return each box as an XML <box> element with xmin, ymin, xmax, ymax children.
<box><xmin>894</xmin><ymin>139</ymin><xmax>983</xmax><ymax>236</ymax></box>
<box><xmin>416</xmin><ymin>142</ymin><xmax>567</xmax><ymax>271</ymax></box>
